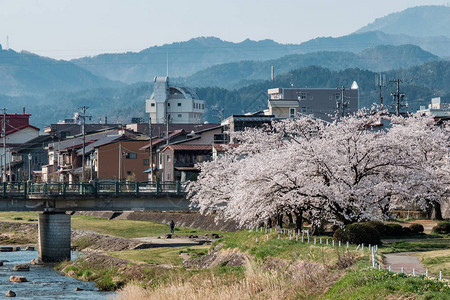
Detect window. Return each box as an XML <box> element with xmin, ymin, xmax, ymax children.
<box><xmin>289</xmin><ymin>108</ymin><xmax>296</xmax><ymax>118</ymax></box>
<box><xmin>167</xmin><ymin>155</ymin><xmax>171</xmax><ymax>162</ymax></box>
<box><xmin>298</xmin><ymin>92</ymin><xmax>307</xmax><ymax>100</ymax></box>
<box><xmin>125</xmin><ymin>153</ymin><xmax>137</xmax><ymax>159</ymax></box>
<box><xmin>335</xmin><ymin>93</ymin><xmax>341</xmax><ymax>101</ymax></box>
<box><xmin>167</xmin><ymin>103</ymin><xmax>170</xmax><ymax>107</ymax></box>
<box><xmin>193</xmin><ymin>102</ymin><xmax>195</xmax><ymax>109</ymax></box>
<box><xmin>127</xmin><ymin>171</ymin><xmax>132</xmax><ymax>176</ymax></box>
<box><xmin>202</xmin><ymin>103</ymin><xmax>205</xmax><ymax>109</ymax></box>
<box><xmin>177</xmin><ymin>103</ymin><xmax>181</xmax><ymax>107</ymax></box>
<box><xmin>178</xmin><ymin>114</ymin><xmax>182</xmax><ymax>118</ymax></box>
<box><xmin>301</xmin><ymin>107</ymin><xmax>307</xmax><ymax>113</ymax></box>
<box><xmin>143</xmin><ymin>159</ymin><xmax>149</xmax><ymax>166</ymax></box>
<box><xmin>151</xmin><ymin>103</ymin><xmax>155</xmax><ymax>107</ymax></box>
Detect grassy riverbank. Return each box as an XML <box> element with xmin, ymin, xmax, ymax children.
<box><xmin>1</xmin><ymin>212</ymin><xmax>448</xmax><ymax>299</ymax></box>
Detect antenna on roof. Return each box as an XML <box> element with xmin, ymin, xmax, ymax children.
<box><xmin>166</xmin><ymin>52</ymin><xmax>169</xmax><ymax>77</ymax></box>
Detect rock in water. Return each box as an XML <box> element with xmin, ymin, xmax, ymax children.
<box><xmin>13</xmin><ymin>264</ymin><xmax>30</xmax><ymax>271</ymax></box>
<box><xmin>9</xmin><ymin>276</ymin><xmax>27</xmax><ymax>283</ymax></box>
<box><xmin>6</xmin><ymin>290</ymin><xmax>16</xmax><ymax>297</ymax></box>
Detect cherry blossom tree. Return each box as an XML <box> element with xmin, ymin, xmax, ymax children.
<box><xmin>187</xmin><ymin>110</ymin><xmax>449</xmax><ymax>230</ymax></box>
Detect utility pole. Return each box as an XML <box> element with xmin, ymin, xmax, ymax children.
<box><xmin>149</xmin><ymin>115</ymin><xmax>153</xmax><ymax>182</ymax></box>
<box><xmin>78</xmin><ymin>106</ymin><xmax>90</xmax><ymax>182</ymax></box>
<box><xmin>2</xmin><ymin>108</ymin><xmax>6</xmax><ymax>183</ymax></box>
<box><xmin>118</xmin><ymin>142</ymin><xmax>122</xmax><ymax>181</ymax></box>
<box><xmin>376</xmin><ymin>74</ymin><xmax>386</xmax><ymax>109</ymax></box>
<box><xmin>389</xmin><ymin>79</ymin><xmax>405</xmax><ymax>116</ymax></box>
<box><xmin>336</xmin><ymin>86</ymin><xmax>348</xmax><ymax>118</ymax></box>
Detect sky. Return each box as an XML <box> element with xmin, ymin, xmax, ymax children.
<box><xmin>0</xmin><ymin>0</ymin><xmax>447</xmax><ymax>60</ymax></box>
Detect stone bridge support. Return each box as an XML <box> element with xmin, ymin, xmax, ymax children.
<box><xmin>38</xmin><ymin>212</ymin><xmax>71</xmax><ymax>262</ymax></box>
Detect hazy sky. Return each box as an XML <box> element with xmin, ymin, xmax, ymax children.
<box><xmin>0</xmin><ymin>0</ymin><xmax>447</xmax><ymax>60</ymax></box>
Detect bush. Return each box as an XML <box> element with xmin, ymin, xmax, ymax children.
<box><xmin>409</xmin><ymin>224</ymin><xmax>424</xmax><ymax>234</ymax></box>
<box><xmin>431</xmin><ymin>221</ymin><xmax>450</xmax><ymax>234</ymax></box>
<box><xmin>384</xmin><ymin>224</ymin><xmax>405</xmax><ymax>236</ymax></box>
<box><xmin>333</xmin><ymin>223</ymin><xmax>381</xmax><ymax>245</ymax></box>
<box><xmin>363</xmin><ymin>220</ymin><xmax>386</xmax><ymax>235</ymax></box>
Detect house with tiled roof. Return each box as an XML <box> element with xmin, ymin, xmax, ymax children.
<box><xmin>0</xmin><ymin>112</ymin><xmax>39</xmax><ymax>182</ymax></box>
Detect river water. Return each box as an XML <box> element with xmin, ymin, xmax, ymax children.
<box><xmin>0</xmin><ymin>249</ymin><xmax>114</xmax><ymax>299</ymax></box>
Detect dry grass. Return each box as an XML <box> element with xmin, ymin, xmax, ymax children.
<box><xmin>112</xmin><ymin>259</ymin><xmax>338</xmax><ymax>300</ymax></box>
<box><xmin>412</xmin><ymin>249</ymin><xmax>450</xmax><ymax>276</ymax></box>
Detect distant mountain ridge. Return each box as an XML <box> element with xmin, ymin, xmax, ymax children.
<box><xmin>0</xmin><ymin>49</ymin><xmax>123</xmax><ymax>96</ymax></box>
<box><xmin>355</xmin><ymin>5</ymin><xmax>450</xmax><ymax>38</ymax></box>
<box><xmin>178</xmin><ymin>44</ymin><xmax>439</xmax><ymax>89</ymax></box>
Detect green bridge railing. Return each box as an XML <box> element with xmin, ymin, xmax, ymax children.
<box><xmin>0</xmin><ymin>181</ymin><xmax>184</xmax><ymax>197</ymax></box>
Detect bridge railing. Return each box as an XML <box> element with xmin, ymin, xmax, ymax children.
<box><xmin>1</xmin><ymin>182</ymin><xmax>28</xmax><ymax>196</ymax></box>
<box><xmin>0</xmin><ymin>181</ymin><xmax>185</xmax><ymax>197</ymax></box>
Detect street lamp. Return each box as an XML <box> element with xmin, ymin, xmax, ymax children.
<box><xmin>27</xmin><ymin>153</ymin><xmax>32</xmax><ymax>181</ymax></box>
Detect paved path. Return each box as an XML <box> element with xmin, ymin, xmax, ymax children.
<box><xmin>384</xmin><ymin>252</ymin><xmax>426</xmax><ymax>275</ymax></box>
<box><xmin>134</xmin><ymin>236</ymin><xmax>203</xmax><ymax>248</ymax></box>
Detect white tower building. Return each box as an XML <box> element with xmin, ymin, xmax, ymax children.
<box><xmin>145</xmin><ymin>77</ymin><xmax>205</xmax><ymax>124</ymax></box>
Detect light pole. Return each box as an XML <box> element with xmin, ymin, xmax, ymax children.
<box><xmin>27</xmin><ymin>153</ymin><xmax>32</xmax><ymax>181</ymax></box>
<box><xmin>149</xmin><ymin>116</ymin><xmax>153</xmax><ymax>182</ymax></box>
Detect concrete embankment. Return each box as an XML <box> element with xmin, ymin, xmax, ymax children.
<box><xmin>74</xmin><ymin>211</ymin><xmax>240</xmax><ymax>232</ymax></box>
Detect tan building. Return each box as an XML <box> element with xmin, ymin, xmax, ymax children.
<box><xmin>96</xmin><ymin>140</ymin><xmax>149</xmax><ymax>181</ymax></box>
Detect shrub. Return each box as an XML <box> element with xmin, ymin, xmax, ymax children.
<box><xmin>431</xmin><ymin>221</ymin><xmax>450</xmax><ymax>234</ymax></box>
<box><xmin>409</xmin><ymin>224</ymin><xmax>424</xmax><ymax>234</ymax></box>
<box><xmin>363</xmin><ymin>220</ymin><xmax>386</xmax><ymax>235</ymax></box>
<box><xmin>384</xmin><ymin>224</ymin><xmax>405</xmax><ymax>236</ymax></box>
<box><xmin>333</xmin><ymin>223</ymin><xmax>381</xmax><ymax>245</ymax></box>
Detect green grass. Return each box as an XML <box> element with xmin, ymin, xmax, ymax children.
<box><xmin>412</xmin><ymin>250</ymin><xmax>450</xmax><ymax>277</ymax></box>
<box><xmin>0</xmin><ymin>212</ymin><xmax>38</xmax><ymax>223</ymax></box>
<box><xmin>108</xmin><ymin>245</ymin><xmax>209</xmax><ymax>266</ymax></box>
<box><xmin>323</xmin><ymin>268</ymin><xmax>450</xmax><ymax>300</ymax></box>
<box><xmin>71</xmin><ymin>215</ymin><xmax>216</xmax><ymax>238</ymax></box>
<box><xmin>381</xmin><ymin>239</ymin><xmax>450</xmax><ymax>253</ymax></box>
<box><xmin>218</xmin><ymin>230</ymin><xmax>368</xmax><ymax>267</ymax></box>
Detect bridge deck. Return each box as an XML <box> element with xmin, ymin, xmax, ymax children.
<box><xmin>0</xmin><ymin>181</ymin><xmax>194</xmax><ymax>212</ymax></box>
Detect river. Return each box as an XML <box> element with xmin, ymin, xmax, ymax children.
<box><xmin>0</xmin><ymin>249</ymin><xmax>114</xmax><ymax>299</ymax></box>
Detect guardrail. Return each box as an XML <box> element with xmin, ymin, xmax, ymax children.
<box><xmin>0</xmin><ymin>181</ymin><xmax>184</xmax><ymax>197</ymax></box>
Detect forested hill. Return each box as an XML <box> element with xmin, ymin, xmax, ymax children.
<box><xmin>179</xmin><ymin>44</ymin><xmax>439</xmax><ymax>89</ymax></box>
<box><xmin>0</xmin><ymin>49</ymin><xmax>123</xmax><ymax>96</ymax></box>
<box><xmin>71</xmin><ymin>37</ymin><xmax>304</xmax><ymax>84</ymax></box>
<box><xmin>4</xmin><ymin>61</ymin><xmax>449</xmax><ymax>130</ymax></box>
<box><xmin>355</xmin><ymin>5</ymin><xmax>450</xmax><ymax>38</ymax></box>
<box><xmin>196</xmin><ymin>62</ymin><xmax>450</xmax><ymax>122</ymax></box>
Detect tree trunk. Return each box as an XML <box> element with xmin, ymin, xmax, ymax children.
<box><xmin>431</xmin><ymin>202</ymin><xmax>443</xmax><ymax>220</ymax></box>
<box><xmin>294</xmin><ymin>210</ymin><xmax>303</xmax><ymax>231</ymax></box>
<box><xmin>287</xmin><ymin>212</ymin><xmax>294</xmax><ymax>226</ymax></box>
<box><xmin>277</xmin><ymin>214</ymin><xmax>283</xmax><ymax>228</ymax></box>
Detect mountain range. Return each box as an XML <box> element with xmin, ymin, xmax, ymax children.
<box><xmin>0</xmin><ymin>5</ymin><xmax>449</xmax><ymax>129</ymax></box>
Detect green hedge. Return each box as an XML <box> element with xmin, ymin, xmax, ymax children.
<box><xmin>333</xmin><ymin>223</ymin><xmax>381</xmax><ymax>245</ymax></box>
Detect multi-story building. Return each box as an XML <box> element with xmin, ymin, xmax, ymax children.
<box><xmin>0</xmin><ymin>112</ymin><xmax>40</xmax><ymax>181</ymax></box>
<box><xmin>266</xmin><ymin>82</ymin><xmax>359</xmax><ymax>121</ymax></box>
<box><xmin>145</xmin><ymin>76</ymin><xmax>205</xmax><ymax>124</ymax></box>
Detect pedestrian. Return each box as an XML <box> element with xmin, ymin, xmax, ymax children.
<box><xmin>170</xmin><ymin>220</ymin><xmax>175</xmax><ymax>234</ymax></box>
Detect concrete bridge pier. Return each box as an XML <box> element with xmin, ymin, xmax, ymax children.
<box><xmin>38</xmin><ymin>212</ymin><xmax>71</xmax><ymax>262</ymax></box>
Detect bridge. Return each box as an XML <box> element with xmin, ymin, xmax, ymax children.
<box><xmin>0</xmin><ymin>181</ymin><xmax>193</xmax><ymax>262</ymax></box>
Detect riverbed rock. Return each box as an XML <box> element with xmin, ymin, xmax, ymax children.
<box><xmin>0</xmin><ymin>246</ymin><xmax>13</xmax><ymax>252</ymax></box>
<box><xmin>6</xmin><ymin>290</ymin><xmax>16</xmax><ymax>297</ymax></box>
<box><xmin>0</xmin><ymin>261</ymin><xmax>3</xmax><ymax>266</ymax></box>
<box><xmin>25</xmin><ymin>246</ymin><xmax>35</xmax><ymax>251</ymax></box>
<box><xmin>30</xmin><ymin>258</ymin><xmax>43</xmax><ymax>265</ymax></box>
<box><xmin>160</xmin><ymin>234</ymin><xmax>172</xmax><ymax>239</ymax></box>
<box><xmin>9</xmin><ymin>276</ymin><xmax>27</xmax><ymax>283</ymax></box>
<box><xmin>74</xmin><ymin>287</ymin><xmax>84</xmax><ymax>291</ymax></box>
<box><xmin>13</xmin><ymin>246</ymin><xmax>21</xmax><ymax>251</ymax></box>
<box><xmin>13</xmin><ymin>264</ymin><xmax>30</xmax><ymax>271</ymax></box>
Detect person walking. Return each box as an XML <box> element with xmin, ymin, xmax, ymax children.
<box><xmin>170</xmin><ymin>220</ymin><xmax>175</xmax><ymax>234</ymax></box>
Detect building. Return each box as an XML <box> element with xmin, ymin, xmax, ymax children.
<box><xmin>0</xmin><ymin>112</ymin><xmax>40</xmax><ymax>182</ymax></box>
<box><xmin>266</xmin><ymin>83</ymin><xmax>359</xmax><ymax>121</ymax></box>
<box><xmin>145</xmin><ymin>76</ymin><xmax>205</xmax><ymax>124</ymax></box>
